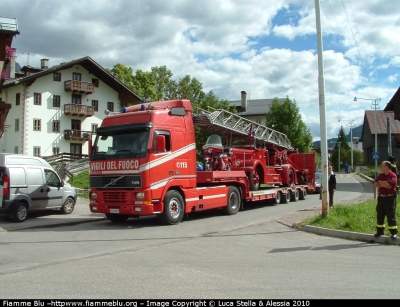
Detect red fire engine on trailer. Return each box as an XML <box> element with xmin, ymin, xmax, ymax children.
<box><xmin>89</xmin><ymin>99</ymin><xmax>316</xmax><ymax>224</ymax></box>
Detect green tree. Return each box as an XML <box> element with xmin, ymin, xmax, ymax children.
<box><xmin>265</xmin><ymin>96</ymin><xmax>313</xmax><ymax>152</ymax></box>
<box><xmin>330</xmin><ymin>126</ymin><xmax>351</xmax><ymax>172</ymax></box>
<box><xmin>107</xmin><ymin>63</ymin><xmax>135</xmax><ymax>89</ymax></box>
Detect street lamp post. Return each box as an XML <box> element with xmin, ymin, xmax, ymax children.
<box><xmin>354</xmin><ymin>97</ymin><xmax>381</xmax><ymax>198</ymax></box>
<box><xmin>339</xmin><ymin>119</ymin><xmax>354</xmax><ymax>172</ymax></box>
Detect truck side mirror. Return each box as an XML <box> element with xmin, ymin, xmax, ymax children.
<box><xmin>156</xmin><ymin>135</ymin><xmax>166</xmax><ymax>153</ymax></box>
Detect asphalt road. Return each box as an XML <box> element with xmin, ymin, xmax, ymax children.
<box><xmin>0</xmin><ymin>173</ymin><xmax>399</xmax><ymax>299</ymax></box>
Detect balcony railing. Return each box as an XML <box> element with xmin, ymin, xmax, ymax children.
<box><xmin>64</xmin><ymin>80</ymin><xmax>95</xmax><ymax>94</ymax></box>
<box><xmin>64</xmin><ymin>129</ymin><xmax>92</xmax><ymax>141</ymax></box>
<box><xmin>64</xmin><ymin>104</ymin><xmax>94</xmax><ymax>117</ymax></box>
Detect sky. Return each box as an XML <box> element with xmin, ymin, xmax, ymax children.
<box><xmin>3</xmin><ymin>0</ymin><xmax>400</xmax><ymax>141</ymax></box>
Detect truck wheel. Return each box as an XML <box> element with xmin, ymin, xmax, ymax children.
<box><xmin>281</xmin><ymin>191</ymin><xmax>290</xmax><ymax>204</ymax></box>
<box><xmin>158</xmin><ymin>190</ymin><xmax>184</xmax><ymax>225</ymax></box>
<box><xmin>299</xmin><ymin>189</ymin><xmax>307</xmax><ymax>200</ymax></box>
<box><xmin>284</xmin><ymin>169</ymin><xmax>295</xmax><ymax>187</ymax></box>
<box><xmin>11</xmin><ymin>202</ymin><xmax>28</xmax><ymax>222</ymax></box>
<box><xmin>105</xmin><ymin>214</ymin><xmax>129</xmax><ymax>223</ymax></box>
<box><xmin>60</xmin><ymin>197</ymin><xmax>75</xmax><ymax>214</ymax></box>
<box><xmin>223</xmin><ymin>186</ymin><xmax>241</xmax><ymax>215</ymax></box>
<box><xmin>248</xmin><ymin>168</ymin><xmax>261</xmax><ymax>191</ymax></box>
<box><xmin>273</xmin><ymin>191</ymin><xmax>281</xmax><ymax>205</ymax></box>
<box><xmin>291</xmin><ymin>189</ymin><xmax>299</xmax><ymax>202</ymax></box>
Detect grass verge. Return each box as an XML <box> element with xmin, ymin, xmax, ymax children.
<box><xmin>67</xmin><ymin>170</ymin><xmax>89</xmax><ymax>199</ymax></box>
<box><xmin>300</xmin><ymin>199</ymin><xmax>400</xmax><ymax>236</ymax></box>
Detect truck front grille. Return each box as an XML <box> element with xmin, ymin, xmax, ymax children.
<box><xmin>103</xmin><ymin>191</ymin><xmax>126</xmax><ymax>204</ymax></box>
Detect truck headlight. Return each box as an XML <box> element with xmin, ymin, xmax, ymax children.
<box><xmin>136</xmin><ymin>192</ymin><xmax>145</xmax><ymax>199</ymax></box>
<box><xmin>91</xmin><ymin>192</ymin><xmax>98</xmax><ymax>198</ymax></box>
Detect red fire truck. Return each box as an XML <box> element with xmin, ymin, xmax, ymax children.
<box><xmin>89</xmin><ymin>99</ymin><xmax>316</xmax><ymax>224</ymax></box>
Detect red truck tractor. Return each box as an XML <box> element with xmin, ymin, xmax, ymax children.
<box><xmin>89</xmin><ymin>100</ymin><xmax>316</xmax><ymax>225</ymax></box>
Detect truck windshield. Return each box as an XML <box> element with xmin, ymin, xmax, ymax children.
<box><xmin>91</xmin><ymin>129</ymin><xmax>150</xmax><ymax>160</ymax></box>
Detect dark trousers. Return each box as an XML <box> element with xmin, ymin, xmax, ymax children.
<box><xmin>376</xmin><ymin>196</ymin><xmax>398</xmax><ymax>235</ymax></box>
<box><xmin>329</xmin><ymin>186</ymin><xmax>334</xmax><ymax>207</ymax></box>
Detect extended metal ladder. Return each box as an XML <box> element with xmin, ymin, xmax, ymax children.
<box><xmin>192</xmin><ymin>106</ymin><xmax>293</xmax><ymax>150</ymax></box>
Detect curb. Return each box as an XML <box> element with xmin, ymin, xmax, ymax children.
<box><xmin>299</xmin><ymin>225</ymin><xmax>400</xmax><ymax>246</ymax></box>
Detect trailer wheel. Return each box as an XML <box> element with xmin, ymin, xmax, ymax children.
<box><xmin>281</xmin><ymin>191</ymin><xmax>290</xmax><ymax>204</ymax></box>
<box><xmin>291</xmin><ymin>189</ymin><xmax>299</xmax><ymax>202</ymax></box>
<box><xmin>105</xmin><ymin>214</ymin><xmax>129</xmax><ymax>223</ymax></box>
<box><xmin>299</xmin><ymin>189</ymin><xmax>307</xmax><ymax>200</ymax></box>
<box><xmin>223</xmin><ymin>186</ymin><xmax>241</xmax><ymax>215</ymax></box>
<box><xmin>158</xmin><ymin>190</ymin><xmax>184</xmax><ymax>225</ymax></box>
<box><xmin>273</xmin><ymin>191</ymin><xmax>281</xmax><ymax>205</ymax></box>
<box><xmin>248</xmin><ymin>168</ymin><xmax>261</xmax><ymax>191</ymax></box>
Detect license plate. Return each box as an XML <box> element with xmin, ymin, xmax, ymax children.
<box><xmin>110</xmin><ymin>209</ymin><xmax>119</xmax><ymax>213</ymax></box>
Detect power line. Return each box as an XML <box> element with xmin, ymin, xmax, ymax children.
<box><xmin>15</xmin><ymin>50</ymin><xmax>35</xmax><ymax>66</ymax></box>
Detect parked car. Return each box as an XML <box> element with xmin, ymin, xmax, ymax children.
<box><xmin>0</xmin><ymin>154</ymin><xmax>77</xmax><ymax>222</ymax></box>
<box><xmin>315</xmin><ymin>172</ymin><xmax>322</xmax><ymax>194</ymax></box>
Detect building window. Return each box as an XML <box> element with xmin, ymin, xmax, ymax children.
<box><xmin>92</xmin><ymin>100</ymin><xmax>98</xmax><ymax>112</ymax></box>
<box><xmin>53</xmin><ymin>147</ymin><xmax>60</xmax><ymax>155</ymax></box>
<box><xmin>107</xmin><ymin>102</ymin><xmax>114</xmax><ymax>112</ymax></box>
<box><xmin>33</xmin><ymin>119</ymin><xmax>41</xmax><ymax>131</ymax></box>
<box><xmin>53</xmin><ymin>72</ymin><xmax>61</xmax><ymax>82</ymax></box>
<box><xmin>34</xmin><ymin>93</ymin><xmax>42</xmax><ymax>105</ymax></box>
<box><xmin>72</xmin><ymin>94</ymin><xmax>81</xmax><ymax>105</ymax></box>
<box><xmin>16</xmin><ymin>93</ymin><xmax>20</xmax><ymax>106</ymax></box>
<box><xmin>72</xmin><ymin>72</ymin><xmax>81</xmax><ymax>81</ymax></box>
<box><xmin>14</xmin><ymin>146</ymin><xmax>18</xmax><ymax>154</ymax></box>
<box><xmin>53</xmin><ymin>95</ymin><xmax>61</xmax><ymax>107</ymax></box>
<box><xmin>33</xmin><ymin>147</ymin><xmax>41</xmax><ymax>157</ymax></box>
<box><xmin>92</xmin><ymin>123</ymin><xmax>98</xmax><ymax>133</ymax></box>
<box><xmin>52</xmin><ymin>120</ymin><xmax>60</xmax><ymax>133</ymax></box>
<box><xmin>15</xmin><ymin>119</ymin><xmax>19</xmax><ymax>132</ymax></box>
<box><xmin>92</xmin><ymin>78</ymin><xmax>99</xmax><ymax>87</ymax></box>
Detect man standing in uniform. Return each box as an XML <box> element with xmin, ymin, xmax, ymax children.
<box><xmin>373</xmin><ymin>160</ymin><xmax>398</xmax><ymax>239</ymax></box>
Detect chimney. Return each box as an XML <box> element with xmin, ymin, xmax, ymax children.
<box><xmin>7</xmin><ymin>48</ymin><xmax>16</xmax><ymax>79</ymax></box>
<box><xmin>241</xmin><ymin>91</ymin><xmax>247</xmax><ymax>111</ymax></box>
<box><xmin>41</xmin><ymin>58</ymin><xmax>49</xmax><ymax>69</ymax></box>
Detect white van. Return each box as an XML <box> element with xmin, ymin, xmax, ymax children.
<box><xmin>0</xmin><ymin>153</ymin><xmax>77</xmax><ymax>222</ymax></box>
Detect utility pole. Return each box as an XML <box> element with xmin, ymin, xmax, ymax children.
<box><xmin>315</xmin><ymin>0</ymin><xmax>329</xmax><ymax>217</ymax></box>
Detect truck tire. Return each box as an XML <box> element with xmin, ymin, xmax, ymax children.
<box><xmin>223</xmin><ymin>186</ymin><xmax>241</xmax><ymax>215</ymax></box>
<box><xmin>273</xmin><ymin>191</ymin><xmax>281</xmax><ymax>205</ymax></box>
<box><xmin>248</xmin><ymin>168</ymin><xmax>261</xmax><ymax>191</ymax></box>
<box><xmin>291</xmin><ymin>189</ymin><xmax>299</xmax><ymax>202</ymax></box>
<box><xmin>11</xmin><ymin>202</ymin><xmax>28</xmax><ymax>223</ymax></box>
<box><xmin>281</xmin><ymin>191</ymin><xmax>290</xmax><ymax>204</ymax></box>
<box><xmin>158</xmin><ymin>190</ymin><xmax>184</xmax><ymax>225</ymax></box>
<box><xmin>60</xmin><ymin>197</ymin><xmax>75</xmax><ymax>214</ymax></box>
<box><xmin>105</xmin><ymin>214</ymin><xmax>129</xmax><ymax>223</ymax></box>
<box><xmin>284</xmin><ymin>169</ymin><xmax>295</xmax><ymax>188</ymax></box>
<box><xmin>299</xmin><ymin>188</ymin><xmax>307</xmax><ymax>200</ymax></box>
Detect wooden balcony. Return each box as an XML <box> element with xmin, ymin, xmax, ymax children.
<box><xmin>64</xmin><ymin>104</ymin><xmax>94</xmax><ymax>117</ymax></box>
<box><xmin>64</xmin><ymin>80</ymin><xmax>95</xmax><ymax>94</ymax></box>
<box><xmin>0</xmin><ymin>102</ymin><xmax>11</xmax><ymax>138</ymax></box>
<box><xmin>64</xmin><ymin>130</ymin><xmax>92</xmax><ymax>141</ymax></box>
